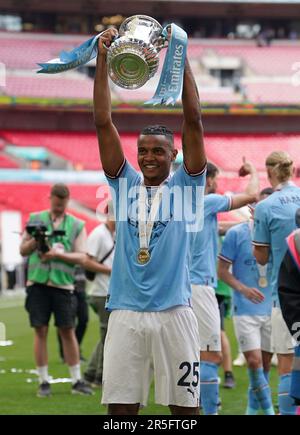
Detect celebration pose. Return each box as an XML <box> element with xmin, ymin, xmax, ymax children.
<box><xmin>94</xmin><ymin>28</ymin><xmax>206</xmax><ymax>415</ymax></box>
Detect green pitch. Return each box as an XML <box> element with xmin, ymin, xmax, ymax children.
<box><xmin>0</xmin><ymin>294</ymin><xmax>279</xmax><ymax>415</ymax></box>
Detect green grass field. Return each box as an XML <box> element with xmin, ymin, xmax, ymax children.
<box><xmin>0</xmin><ymin>293</ymin><xmax>279</xmax><ymax>415</ymax></box>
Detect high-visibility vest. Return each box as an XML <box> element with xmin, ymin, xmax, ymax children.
<box><xmin>27</xmin><ymin>210</ymin><xmax>84</xmax><ymax>287</ymax></box>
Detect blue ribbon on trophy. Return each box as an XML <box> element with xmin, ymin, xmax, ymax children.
<box><xmin>37</xmin><ymin>15</ymin><xmax>187</xmax><ymax>106</ymax></box>
<box><xmin>144</xmin><ymin>24</ymin><xmax>187</xmax><ymax>106</ymax></box>
<box><xmin>37</xmin><ymin>34</ymin><xmax>102</xmax><ymax>74</ymax></box>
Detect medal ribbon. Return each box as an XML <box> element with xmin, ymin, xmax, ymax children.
<box><xmin>138</xmin><ymin>185</ymin><xmax>163</xmax><ymax>251</ymax></box>
<box><xmin>257</xmin><ymin>264</ymin><xmax>268</xmax><ymax>283</ymax></box>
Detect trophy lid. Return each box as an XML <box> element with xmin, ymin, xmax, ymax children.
<box><xmin>119</xmin><ymin>15</ymin><xmax>162</xmax><ymax>42</ymax></box>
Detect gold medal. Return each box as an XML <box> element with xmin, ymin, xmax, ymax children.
<box><xmin>137</xmin><ymin>248</ymin><xmax>151</xmax><ymax>264</ymax></box>
<box><xmin>258</xmin><ymin>277</ymin><xmax>268</xmax><ymax>288</ymax></box>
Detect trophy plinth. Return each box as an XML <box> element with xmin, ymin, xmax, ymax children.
<box><xmin>107</xmin><ymin>15</ymin><xmax>164</xmax><ymax>89</ymax></box>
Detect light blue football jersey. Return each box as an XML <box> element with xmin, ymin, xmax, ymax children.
<box><xmin>106</xmin><ymin>161</ymin><xmax>206</xmax><ymax>311</ymax></box>
<box><xmin>253</xmin><ymin>182</ymin><xmax>300</xmax><ymax>304</ymax></box>
<box><xmin>190</xmin><ymin>194</ymin><xmax>231</xmax><ymax>287</ymax></box>
<box><xmin>220</xmin><ymin>222</ymin><xmax>272</xmax><ymax>316</ymax></box>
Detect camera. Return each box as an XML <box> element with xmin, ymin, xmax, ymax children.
<box><xmin>26</xmin><ymin>221</ymin><xmax>66</xmax><ymax>253</ymax></box>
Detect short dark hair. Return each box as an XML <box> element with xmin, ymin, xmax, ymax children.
<box><xmin>50</xmin><ymin>183</ymin><xmax>70</xmax><ymax>199</ymax></box>
<box><xmin>260</xmin><ymin>187</ymin><xmax>273</xmax><ymax>196</ymax></box>
<box><xmin>206</xmin><ymin>162</ymin><xmax>219</xmax><ymax>178</ymax></box>
<box><xmin>140</xmin><ymin>125</ymin><xmax>174</xmax><ymax>146</ymax></box>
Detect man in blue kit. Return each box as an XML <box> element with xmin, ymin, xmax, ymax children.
<box><xmin>253</xmin><ymin>151</ymin><xmax>300</xmax><ymax>415</ymax></box>
<box><xmin>94</xmin><ymin>28</ymin><xmax>206</xmax><ymax>415</ymax></box>
<box><xmin>218</xmin><ymin>188</ymin><xmax>275</xmax><ymax>415</ymax></box>
<box><xmin>189</xmin><ymin>159</ymin><xmax>259</xmax><ymax>414</ymax></box>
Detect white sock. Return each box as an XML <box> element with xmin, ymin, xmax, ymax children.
<box><xmin>69</xmin><ymin>364</ymin><xmax>81</xmax><ymax>384</ymax></box>
<box><xmin>37</xmin><ymin>366</ymin><xmax>49</xmax><ymax>384</ymax></box>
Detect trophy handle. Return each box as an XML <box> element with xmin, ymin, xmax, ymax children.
<box><xmin>156</xmin><ymin>36</ymin><xmax>168</xmax><ymax>51</ymax></box>
<box><xmin>102</xmin><ymin>34</ymin><xmax>119</xmax><ymax>52</ymax></box>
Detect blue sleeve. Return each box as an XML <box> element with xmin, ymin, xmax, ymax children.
<box><xmin>205</xmin><ymin>194</ymin><xmax>231</xmax><ymax>215</ymax></box>
<box><xmin>105</xmin><ymin>160</ymin><xmax>141</xmax><ymax>222</ymax></box>
<box><xmin>169</xmin><ymin>164</ymin><xmax>206</xmax><ymax>233</ymax></box>
<box><xmin>253</xmin><ymin>201</ymin><xmax>271</xmax><ymax>247</ymax></box>
<box><xmin>219</xmin><ymin>228</ymin><xmax>237</xmax><ymax>263</ymax></box>
<box><xmin>169</xmin><ymin>164</ymin><xmax>206</xmax><ymax>189</ymax></box>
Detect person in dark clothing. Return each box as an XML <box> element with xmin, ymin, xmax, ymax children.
<box><xmin>57</xmin><ymin>265</ymin><xmax>89</xmax><ymax>362</ymax></box>
<box><xmin>279</xmin><ymin>208</ymin><xmax>300</xmax><ymax>406</ymax></box>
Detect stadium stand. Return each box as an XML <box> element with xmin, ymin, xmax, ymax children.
<box><xmin>5</xmin><ymin>74</ymin><xmax>94</xmax><ymax>100</ymax></box>
<box><xmin>0</xmin><ymin>131</ymin><xmax>140</xmax><ymax>170</ymax></box>
<box><xmin>0</xmin><ymin>183</ymin><xmax>101</xmax><ymax>232</ymax></box>
<box><xmin>0</xmin><ymin>153</ymin><xmax>19</xmax><ymax>168</ymax></box>
<box><xmin>0</xmin><ymin>32</ymin><xmax>87</xmax><ymax>70</ymax></box>
<box><xmin>1</xmin><ymin>31</ymin><xmax>299</xmax><ymax>105</ymax></box>
<box><xmin>242</xmin><ymin>82</ymin><xmax>300</xmax><ymax>104</ymax></box>
<box><xmin>2</xmin><ymin>131</ymin><xmax>300</xmax><ymax>174</ymax></box>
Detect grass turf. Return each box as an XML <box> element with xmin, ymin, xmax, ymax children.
<box><xmin>0</xmin><ymin>294</ymin><xmax>279</xmax><ymax>415</ymax></box>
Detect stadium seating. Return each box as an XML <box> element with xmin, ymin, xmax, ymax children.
<box><xmin>203</xmin><ymin>133</ymin><xmax>300</xmax><ymax>172</ymax></box>
<box><xmin>212</xmin><ymin>44</ymin><xmax>297</xmax><ymax>76</ymax></box>
<box><xmin>2</xmin><ymin>130</ymin><xmax>300</xmax><ymax>174</ymax></box>
<box><xmin>0</xmin><ymin>32</ymin><xmax>86</xmax><ymax>70</ymax></box>
<box><xmin>0</xmin><ymin>130</ymin><xmax>141</xmax><ymax>170</ymax></box>
<box><xmin>0</xmin><ymin>183</ymin><xmax>101</xmax><ymax>232</ymax></box>
<box><xmin>5</xmin><ymin>75</ymin><xmax>94</xmax><ymax>100</ymax></box>
<box><xmin>0</xmin><ymin>154</ymin><xmax>19</xmax><ymax>168</ymax></box>
<box><xmin>242</xmin><ymin>82</ymin><xmax>300</xmax><ymax>104</ymax></box>
<box><xmin>1</xmin><ymin>31</ymin><xmax>299</xmax><ymax>104</ymax></box>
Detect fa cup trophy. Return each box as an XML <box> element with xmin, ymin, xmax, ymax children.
<box><xmin>37</xmin><ymin>15</ymin><xmax>188</xmax><ymax>105</ymax></box>
<box><xmin>106</xmin><ymin>15</ymin><xmax>165</xmax><ymax>90</ymax></box>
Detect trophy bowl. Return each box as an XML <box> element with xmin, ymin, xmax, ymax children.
<box><xmin>107</xmin><ymin>15</ymin><xmax>165</xmax><ymax>89</ymax></box>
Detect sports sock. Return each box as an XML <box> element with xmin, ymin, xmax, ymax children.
<box><xmin>200</xmin><ymin>361</ymin><xmax>219</xmax><ymax>415</ymax></box>
<box><xmin>246</xmin><ymin>385</ymin><xmax>259</xmax><ymax>415</ymax></box>
<box><xmin>290</xmin><ymin>345</ymin><xmax>300</xmax><ymax>407</ymax></box>
<box><xmin>37</xmin><ymin>366</ymin><xmax>49</xmax><ymax>384</ymax></box>
<box><xmin>278</xmin><ymin>373</ymin><xmax>297</xmax><ymax>415</ymax></box>
<box><xmin>69</xmin><ymin>363</ymin><xmax>81</xmax><ymax>384</ymax></box>
<box><xmin>248</xmin><ymin>367</ymin><xmax>275</xmax><ymax>415</ymax></box>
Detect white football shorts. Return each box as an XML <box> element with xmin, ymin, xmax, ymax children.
<box><xmin>233</xmin><ymin>315</ymin><xmax>272</xmax><ymax>353</ymax></box>
<box><xmin>101</xmin><ymin>306</ymin><xmax>201</xmax><ymax>408</ymax></box>
<box><xmin>191</xmin><ymin>284</ymin><xmax>221</xmax><ymax>352</ymax></box>
<box><xmin>271</xmin><ymin>307</ymin><xmax>296</xmax><ymax>354</ymax></box>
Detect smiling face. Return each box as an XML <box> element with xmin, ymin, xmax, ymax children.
<box><xmin>137</xmin><ymin>134</ymin><xmax>178</xmax><ymax>186</ymax></box>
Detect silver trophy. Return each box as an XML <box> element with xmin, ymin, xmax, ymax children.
<box><xmin>107</xmin><ymin>15</ymin><xmax>166</xmax><ymax>89</ymax></box>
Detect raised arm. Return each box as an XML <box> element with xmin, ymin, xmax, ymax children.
<box><xmin>181</xmin><ymin>58</ymin><xmax>206</xmax><ymax>174</ymax></box>
<box><xmin>94</xmin><ymin>29</ymin><xmax>124</xmax><ymax>177</ymax></box>
<box><xmin>230</xmin><ymin>159</ymin><xmax>259</xmax><ymax>210</ymax></box>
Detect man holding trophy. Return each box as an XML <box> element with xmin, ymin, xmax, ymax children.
<box><xmin>93</xmin><ymin>20</ymin><xmax>206</xmax><ymax>415</ymax></box>
<box><xmin>38</xmin><ymin>13</ymin><xmax>207</xmax><ymax>416</ymax></box>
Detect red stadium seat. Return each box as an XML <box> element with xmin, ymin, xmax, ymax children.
<box><xmin>0</xmin><ymin>183</ymin><xmax>101</xmax><ymax>233</ymax></box>
<box><xmin>0</xmin><ymin>154</ymin><xmax>20</xmax><ymax>168</ymax></box>
<box><xmin>0</xmin><ymin>131</ymin><xmax>140</xmax><ymax>170</ymax></box>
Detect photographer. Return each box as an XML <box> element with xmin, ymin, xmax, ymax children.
<box><xmin>20</xmin><ymin>183</ymin><xmax>92</xmax><ymax>397</ymax></box>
